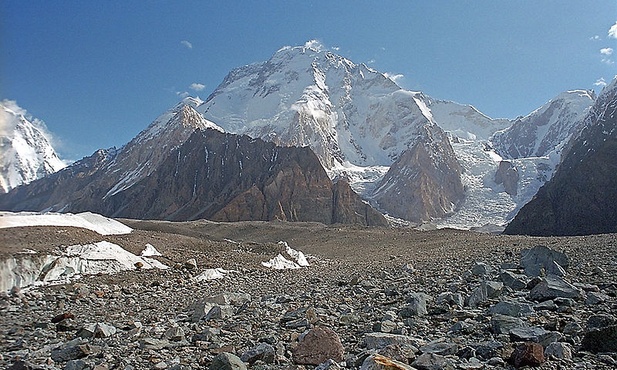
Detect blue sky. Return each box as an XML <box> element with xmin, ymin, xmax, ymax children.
<box><xmin>1</xmin><ymin>1</ymin><xmax>616</xmax><ymax>161</ymax></box>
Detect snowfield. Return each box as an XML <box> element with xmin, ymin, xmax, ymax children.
<box><xmin>0</xmin><ymin>211</ymin><xmax>133</xmax><ymax>235</ymax></box>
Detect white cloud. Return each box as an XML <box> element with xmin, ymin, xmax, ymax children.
<box><xmin>600</xmin><ymin>47</ymin><xmax>613</xmax><ymax>56</ymax></box>
<box><xmin>180</xmin><ymin>40</ymin><xmax>193</xmax><ymax>49</ymax></box>
<box><xmin>590</xmin><ymin>35</ymin><xmax>601</xmax><ymax>41</ymax></box>
<box><xmin>609</xmin><ymin>21</ymin><xmax>617</xmax><ymax>39</ymax></box>
<box><xmin>384</xmin><ymin>72</ymin><xmax>404</xmax><ymax>85</ymax></box>
<box><xmin>304</xmin><ymin>39</ymin><xmax>324</xmax><ymax>51</ymax></box>
<box><xmin>176</xmin><ymin>91</ymin><xmax>190</xmax><ymax>98</ymax></box>
<box><xmin>331</xmin><ymin>46</ymin><xmax>340</xmax><ymax>51</ymax></box>
<box><xmin>594</xmin><ymin>78</ymin><xmax>607</xmax><ymax>87</ymax></box>
<box><xmin>189</xmin><ymin>83</ymin><xmax>205</xmax><ymax>91</ymax></box>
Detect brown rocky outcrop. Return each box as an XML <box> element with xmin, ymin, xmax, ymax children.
<box><xmin>0</xmin><ymin>127</ymin><xmax>387</xmax><ymax>226</ymax></box>
<box><xmin>372</xmin><ymin>127</ymin><xmax>464</xmax><ymax>223</ymax></box>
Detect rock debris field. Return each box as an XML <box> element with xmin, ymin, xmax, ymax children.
<box><xmin>1</xmin><ymin>219</ymin><xmax>616</xmax><ymax>370</ymax></box>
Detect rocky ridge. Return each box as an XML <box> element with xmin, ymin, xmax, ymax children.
<box><xmin>505</xmin><ymin>78</ymin><xmax>617</xmax><ymax>236</ymax></box>
<box><xmin>1</xmin><ymin>221</ymin><xmax>616</xmax><ymax>369</ymax></box>
<box><xmin>0</xmin><ymin>106</ymin><xmax>387</xmax><ymax>226</ymax></box>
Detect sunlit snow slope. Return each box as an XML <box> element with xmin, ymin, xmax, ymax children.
<box><xmin>0</xmin><ymin>100</ymin><xmax>66</xmax><ymax>193</ymax></box>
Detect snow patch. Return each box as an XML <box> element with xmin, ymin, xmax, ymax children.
<box><xmin>194</xmin><ymin>268</ymin><xmax>236</xmax><ymax>281</ymax></box>
<box><xmin>261</xmin><ymin>241</ymin><xmax>310</xmax><ymax>270</ymax></box>
<box><xmin>0</xmin><ymin>211</ymin><xmax>132</xmax><ymax>235</ymax></box>
<box><xmin>1</xmin><ymin>241</ymin><xmax>167</xmax><ymax>291</ymax></box>
<box><xmin>140</xmin><ymin>244</ymin><xmax>162</xmax><ymax>257</ymax></box>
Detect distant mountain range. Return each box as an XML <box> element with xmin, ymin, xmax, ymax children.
<box><xmin>1</xmin><ymin>42</ymin><xmax>613</xmax><ymax>234</ymax></box>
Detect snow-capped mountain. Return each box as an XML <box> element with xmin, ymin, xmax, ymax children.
<box><xmin>505</xmin><ymin>77</ymin><xmax>617</xmax><ymax>236</ymax></box>
<box><xmin>197</xmin><ymin>41</ymin><xmax>473</xmax><ymax>222</ymax></box>
<box><xmin>491</xmin><ymin>90</ymin><xmax>595</xmax><ymax>159</ymax></box>
<box><xmin>195</xmin><ymin>41</ymin><xmax>596</xmax><ymax>228</ymax></box>
<box><xmin>0</xmin><ymin>100</ymin><xmax>66</xmax><ymax>193</ymax></box>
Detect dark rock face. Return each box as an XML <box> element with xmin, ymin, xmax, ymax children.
<box><xmin>494</xmin><ymin>161</ymin><xmax>519</xmax><ymax>196</ymax></box>
<box><xmin>372</xmin><ymin>127</ymin><xmax>464</xmax><ymax>222</ymax></box>
<box><xmin>0</xmin><ymin>128</ymin><xmax>387</xmax><ymax>226</ymax></box>
<box><xmin>505</xmin><ymin>79</ymin><xmax>617</xmax><ymax>236</ymax></box>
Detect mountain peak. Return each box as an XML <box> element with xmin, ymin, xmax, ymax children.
<box><xmin>0</xmin><ymin>100</ymin><xmax>66</xmax><ymax>193</ymax></box>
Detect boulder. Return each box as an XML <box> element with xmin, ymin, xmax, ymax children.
<box><xmin>292</xmin><ymin>326</ymin><xmax>344</xmax><ymax>365</ymax></box>
<box><xmin>520</xmin><ymin>245</ymin><xmax>569</xmax><ymax>277</ymax></box>
<box><xmin>510</xmin><ymin>342</ymin><xmax>545</xmax><ymax>368</ymax></box>
<box><xmin>528</xmin><ymin>275</ymin><xmax>582</xmax><ymax>301</ymax></box>
<box><xmin>580</xmin><ymin>325</ymin><xmax>617</xmax><ymax>353</ymax></box>
<box><xmin>209</xmin><ymin>352</ymin><xmax>247</xmax><ymax>370</ymax></box>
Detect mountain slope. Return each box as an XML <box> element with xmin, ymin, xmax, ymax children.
<box><xmin>504</xmin><ymin>78</ymin><xmax>617</xmax><ymax>236</ymax></box>
<box><xmin>0</xmin><ymin>100</ymin><xmax>65</xmax><ymax>193</ymax></box>
<box><xmin>0</xmin><ymin>103</ymin><xmax>387</xmax><ymax>226</ymax></box>
<box><xmin>491</xmin><ymin>90</ymin><xmax>594</xmax><ymax>159</ymax></box>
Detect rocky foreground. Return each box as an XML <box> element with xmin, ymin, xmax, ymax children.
<box><xmin>1</xmin><ymin>221</ymin><xmax>616</xmax><ymax>370</ymax></box>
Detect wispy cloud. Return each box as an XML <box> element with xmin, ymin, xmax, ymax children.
<box><xmin>594</xmin><ymin>77</ymin><xmax>607</xmax><ymax>87</ymax></box>
<box><xmin>180</xmin><ymin>40</ymin><xmax>193</xmax><ymax>49</ymax></box>
<box><xmin>384</xmin><ymin>72</ymin><xmax>404</xmax><ymax>85</ymax></box>
<box><xmin>189</xmin><ymin>83</ymin><xmax>206</xmax><ymax>91</ymax></box>
<box><xmin>601</xmin><ymin>47</ymin><xmax>615</xmax><ymax>64</ymax></box>
<box><xmin>609</xmin><ymin>21</ymin><xmax>617</xmax><ymax>39</ymax></box>
<box><xmin>590</xmin><ymin>35</ymin><xmax>601</xmax><ymax>41</ymax></box>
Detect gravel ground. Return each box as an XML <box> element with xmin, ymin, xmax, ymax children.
<box><xmin>1</xmin><ymin>220</ymin><xmax>616</xmax><ymax>369</ymax></box>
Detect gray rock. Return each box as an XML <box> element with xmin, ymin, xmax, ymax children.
<box><xmin>191</xmin><ymin>300</ymin><xmax>216</xmax><ymax>322</ymax></box>
<box><xmin>205</xmin><ymin>305</ymin><xmax>234</xmax><ymax>321</ymax></box>
<box><xmin>490</xmin><ymin>314</ymin><xmax>525</xmax><ymax>335</ymax></box>
<box><xmin>528</xmin><ymin>275</ymin><xmax>582</xmax><ymax>301</ymax></box>
<box><xmin>533</xmin><ymin>300</ymin><xmax>558</xmax><ymax>311</ymax></box>
<box><xmin>50</xmin><ymin>339</ymin><xmax>93</xmax><ymax>362</ymax></box>
<box><xmin>411</xmin><ymin>353</ymin><xmax>454</xmax><ymax>370</ymax></box>
<box><xmin>419</xmin><ymin>341</ymin><xmax>458</xmax><ymax>356</ymax></box>
<box><xmin>585</xmin><ymin>291</ymin><xmax>610</xmax><ymax>305</ymax></box>
<box><xmin>489</xmin><ymin>300</ymin><xmax>534</xmax><ymax>317</ymax></box>
<box><xmin>467</xmin><ymin>281</ymin><xmax>502</xmax><ymax>307</ymax></box>
<box><xmin>64</xmin><ymin>359</ymin><xmax>89</xmax><ymax>370</ymax></box>
<box><xmin>436</xmin><ymin>292</ymin><xmax>463</xmax><ymax>308</ymax></box>
<box><xmin>509</xmin><ymin>326</ymin><xmax>549</xmax><ymax>342</ymax></box>
<box><xmin>164</xmin><ymin>326</ymin><xmax>185</xmax><ymax>341</ymax></box>
<box><xmin>544</xmin><ymin>342</ymin><xmax>573</xmax><ymax>360</ymax></box>
<box><xmin>520</xmin><ymin>245</ymin><xmax>569</xmax><ymax>277</ymax></box>
<box><xmin>400</xmin><ymin>292</ymin><xmax>430</xmax><ymax>317</ymax></box>
<box><xmin>473</xmin><ymin>341</ymin><xmax>504</xmax><ymax>360</ymax></box>
<box><xmin>240</xmin><ymin>343</ymin><xmax>275</xmax><ymax>364</ymax></box>
<box><xmin>499</xmin><ymin>270</ymin><xmax>527</xmax><ymax>290</ymax></box>
<box><xmin>586</xmin><ymin>314</ymin><xmax>617</xmax><ymax>330</ymax></box>
<box><xmin>364</xmin><ymin>332</ymin><xmax>420</xmax><ymax>352</ymax></box>
<box><xmin>140</xmin><ymin>338</ymin><xmax>171</xmax><ymax>350</ymax></box>
<box><xmin>209</xmin><ymin>352</ymin><xmax>247</xmax><ymax>370</ymax></box>
<box><xmin>471</xmin><ymin>262</ymin><xmax>491</xmax><ymax>276</ymax></box>
<box><xmin>315</xmin><ymin>359</ymin><xmax>343</xmax><ymax>370</ymax></box>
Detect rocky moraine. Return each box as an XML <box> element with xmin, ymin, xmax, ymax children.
<box><xmin>1</xmin><ymin>220</ymin><xmax>616</xmax><ymax>370</ymax></box>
